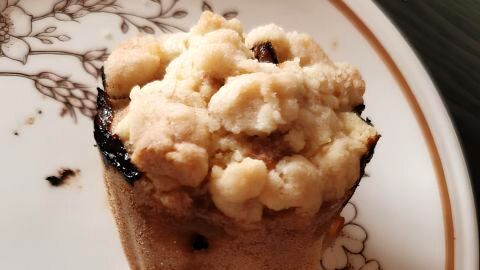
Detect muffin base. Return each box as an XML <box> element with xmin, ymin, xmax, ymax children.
<box><xmin>104</xmin><ymin>165</ymin><xmax>357</xmax><ymax>270</ymax></box>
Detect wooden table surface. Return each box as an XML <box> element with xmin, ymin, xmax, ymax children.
<box><xmin>374</xmin><ymin>0</ymin><xmax>480</xmax><ymax>229</ymax></box>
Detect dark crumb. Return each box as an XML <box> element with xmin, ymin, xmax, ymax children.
<box><xmin>191</xmin><ymin>234</ymin><xmax>209</xmax><ymax>251</ymax></box>
<box><xmin>60</xmin><ymin>107</ymin><xmax>68</xmax><ymax>117</ymax></box>
<box><xmin>331</xmin><ymin>40</ymin><xmax>338</xmax><ymax>50</ymax></box>
<box><xmin>252</xmin><ymin>41</ymin><xmax>279</xmax><ymax>64</ymax></box>
<box><xmin>37</xmin><ymin>109</ymin><xmax>43</xmax><ymax>115</ymax></box>
<box><xmin>93</xmin><ymin>144</ymin><xmax>97</xmax><ymax>147</ymax></box>
<box><xmin>25</xmin><ymin>117</ymin><xmax>35</xmax><ymax>125</ymax></box>
<box><xmin>45</xmin><ymin>168</ymin><xmax>79</xmax><ymax>187</ymax></box>
<box><xmin>13</xmin><ymin>131</ymin><xmax>19</xmax><ymax>136</ymax></box>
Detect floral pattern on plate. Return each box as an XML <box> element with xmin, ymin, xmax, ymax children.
<box><xmin>0</xmin><ymin>0</ymin><xmax>236</xmax><ymax>120</ymax></box>
<box><xmin>321</xmin><ymin>203</ymin><xmax>381</xmax><ymax>270</ymax></box>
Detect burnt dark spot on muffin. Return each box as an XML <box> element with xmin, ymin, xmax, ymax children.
<box><xmin>13</xmin><ymin>131</ymin><xmax>19</xmax><ymax>136</ymax></box>
<box><xmin>252</xmin><ymin>41</ymin><xmax>279</xmax><ymax>64</ymax></box>
<box><xmin>359</xmin><ymin>135</ymin><xmax>380</xmax><ymax>177</ymax></box>
<box><xmin>94</xmin><ymin>86</ymin><xmax>142</xmax><ymax>185</ymax></box>
<box><xmin>353</xmin><ymin>104</ymin><xmax>365</xmax><ymax>115</ymax></box>
<box><xmin>191</xmin><ymin>234</ymin><xmax>209</xmax><ymax>251</ymax></box>
<box><xmin>101</xmin><ymin>66</ymin><xmax>107</xmax><ymax>89</ymax></box>
<box><xmin>354</xmin><ymin>104</ymin><xmax>373</xmax><ymax>127</ymax></box>
<box><xmin>365</xmin><ymin>117</ymin><xmax>373</xmax><ymax>126</ymax></box>
<box><xmin>46</xmin><ymin>168</ymin><xmax>79</xmax><ymax>187</ymax></box>
<box><xmin>340</xmin><ymin>121</ymin><xmax>379</xmax><ymax>208</ymax></box>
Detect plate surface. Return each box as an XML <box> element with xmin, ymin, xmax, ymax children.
<box><xmin>0</xmin><ymin>0</ymin><xmax>477</xmax><ymax>269</ymax></box>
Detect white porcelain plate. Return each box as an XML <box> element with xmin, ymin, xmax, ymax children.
<box><xmin>0</xmin><ymin>0</ymin><xmax>477</xmax><ymax>269</ymax></box>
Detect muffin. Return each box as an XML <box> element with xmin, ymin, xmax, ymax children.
<box><xmin>94</xmin><ymin>11</ymin><xmax>379</xmax><ymax>270</ymax></box>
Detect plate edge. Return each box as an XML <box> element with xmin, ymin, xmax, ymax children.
<box><xmin>337</xmin><ymin>0</ymin><xmax>479</xmax><ymax>269</ymax></box>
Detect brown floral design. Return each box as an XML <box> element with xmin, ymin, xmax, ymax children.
<box><xmin>321</xmin><ymin>203</ymin><xmax>381</xmax><ymax>270</ymax></box>
<box><xmin>0</xmin><ymin>71</ymin><xmax>96</xmax><ymax>120</ymax></box>
<box><xmin>0</xmin><ymin>0</ymin><xmax>32</xmax><ymax>63</ymax></box>
<box><xmin>0</xmin><ymin>0</ymin><xmax>237</xmax><ymax>121</ymax></box>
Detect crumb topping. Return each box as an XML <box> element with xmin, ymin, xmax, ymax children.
<box><xmin>105</xmin><ymin>11</ymin><xmax>378</xmax><ymax>222</ymax></box>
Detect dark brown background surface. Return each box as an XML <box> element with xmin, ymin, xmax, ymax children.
<box><xmin>374</xmin><ymin>0</ymin><xmax>480</xmax><ymax>232</ymax></box>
